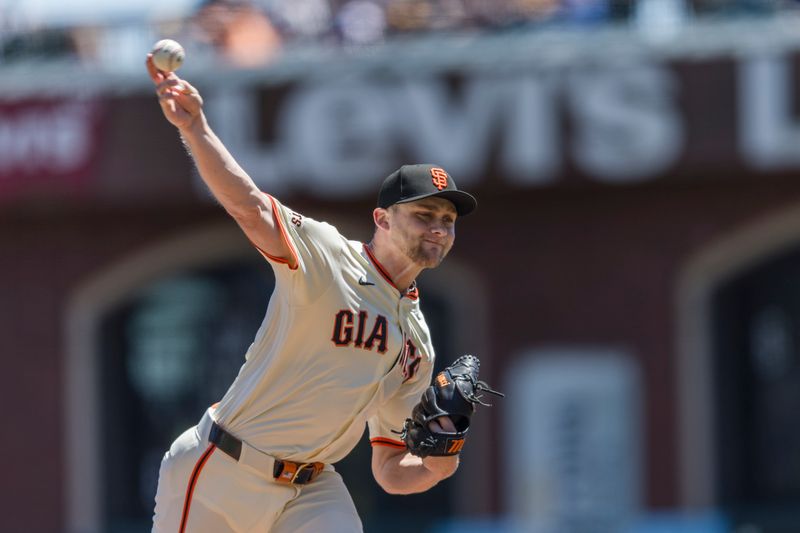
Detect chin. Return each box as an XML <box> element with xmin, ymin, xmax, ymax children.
<box><xmin>418</xmin><ymin>252</ymin><xmax>447</xmax><ymax>269</ymax></box>
<box><xmin>418</xmin><ymin>259</ymin><xmax>441</xmax><ymax>269</ymax></box>
<box><xmin>407</xmin><ymin>242</ymin><xmax>449</xmax><ymax>268</ymax></box>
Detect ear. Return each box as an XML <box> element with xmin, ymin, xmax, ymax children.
<box><xmin>373</xmin><ymin>208</ymin><xmax>390</xmax><ymax>231</ymax></box>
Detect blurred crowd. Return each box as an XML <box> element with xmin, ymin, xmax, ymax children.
<box><xmin>0</xmin><ymin>0</ymin><xmax>799</xmax><ymax>68</ymax></box>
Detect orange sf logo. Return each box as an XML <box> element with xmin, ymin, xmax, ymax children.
<box><xmin>430</xmin><ymin>168</ymin><xmax>448</xmax><ymax>190</ymax></box>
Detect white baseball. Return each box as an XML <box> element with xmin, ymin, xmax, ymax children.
<box><xmin>151</xmin><ymin>39</ymin><xmax>185</xmax><ymax>72</ymax></box>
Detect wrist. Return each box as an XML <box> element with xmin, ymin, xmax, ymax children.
<box><xmin>177</xmin><ymin>112</ymin><xmax>208</xmax><ymax>140</ymax></box>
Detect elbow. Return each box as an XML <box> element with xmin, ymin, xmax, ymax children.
<box><xmin>373</xmin><ymin>469</ymin><xmax>404</xmax><ymax>495</ymax></box>
<box><xmin>372</xmin><ymin>464</ymin><xmax>422</xmax><ymax>495</ymax></box>
<box><xmin>376</xmin><ymin>476</ymin><xmax>428</xmax><ymax>496</ymax></box>
<box><xmin>228</xmin><ymin>192</ymin><xmax>270</xmax><ymax>228</ymax></box>
<box><xmin>380</xmin><ymin>483</ymin><xmax>406</xmax><ymax>496</ymax></box>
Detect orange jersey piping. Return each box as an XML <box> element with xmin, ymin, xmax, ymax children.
<box><xmin>363</xmin><ymin>244</ymin><xmax>396</xmax><ymax>288</ymax></box>
<box><xmin>251</xmin><ymin>194</ymin><xmax>299</xmax><ymax>270</ymax></box>
<box><xmin>362</xmin><ymin>244</ymin><xmax>419</xmax><ymax>300</ymax></box>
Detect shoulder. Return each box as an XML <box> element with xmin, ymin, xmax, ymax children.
<box><xmin>272</xmin><ymin>198</ymin><xmax>348</xmax><ymax>247</ymax></box>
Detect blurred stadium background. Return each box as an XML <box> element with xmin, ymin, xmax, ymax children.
<box><xmin>3</xmin><ymin>0</ymin><xmax>800</xmax><ymax>532</ymax></box>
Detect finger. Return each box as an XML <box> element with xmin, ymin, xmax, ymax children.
<box><xmin>435</xmin><ymin>416</ymin><xmax>457</xmax><ymax>432</ymax></box>
<box><xmin>145</xmin><ymin>54</ymin><xmax>164</xmax><ymax>84</ymax></box>
<box><xmin>156</xmin><ymin>87</ymin><xmax>179</xmax><ymax>99</ymax></box>
<box><xmin>157</xmin><ymin>86</ymin><xmax>184</xmax><ymax>107</ymax></box>
<box><xmin>156</xmin><ymin>78</ymin><xmax>186</xmax><ymax>95</ymax></box>
<box><xmin>159</xmin><ymin>95</ymin><xmax>181</xmax><ymax>117</ymax></box>
<box><xmin>174</xmin><ymin>92</ymin><xmax>202</xmax><ymax>111</ymax></box>
<box><xmin>174</xmin><ymin>82</ymin><xmax>203</xmax><ymax>107</ymax></box>
<box><xmin>157</xmin><ymin>94</ymin><xmax>176</xmax><ymax>115</ymax></box>
<box><xmin>178</xmin><ymin>79</ymin><xmax>198</xmax><ymax>95</ymax></box>
<box><xmin>156</xmin><ymin>77</ymin><xmax>184</xmax><ymax>89</ymax></box>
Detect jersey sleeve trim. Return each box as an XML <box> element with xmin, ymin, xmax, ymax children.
<box><xmin>251</xmin><ymin>194</ymin><xmax>299</xmax><ymax>271</ymax></box>
<box><xmin>370</xmin><ymin>437</ymin><xmax>407</xmax><ymax>449</ymax></box>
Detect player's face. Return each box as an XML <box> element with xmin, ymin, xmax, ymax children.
<box><xmin>389</xmin><ymin>197</ymin><xmax>457</xmax><ymax>268</ymax></box>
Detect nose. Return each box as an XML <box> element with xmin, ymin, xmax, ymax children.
<box><xmin>430</xmin><ymin>221</ymin><xmax>448</xmax><ymax>237</ymax></box>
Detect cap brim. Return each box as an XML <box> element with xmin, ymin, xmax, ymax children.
<box><xmin>395</xmin><ymin>190</ymin><xmax>477</xmax><ymax>216</ymax></box>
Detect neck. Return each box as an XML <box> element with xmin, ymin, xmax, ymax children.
<box><xmin>366</xmin><ymin>240</ymin><xmax>422</xmax><ymax>293</ymax></box>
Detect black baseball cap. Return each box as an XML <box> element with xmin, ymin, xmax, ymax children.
<box><xmin>377</xmin><ymin>164</ymin><xmax>477</xmax><ymax>216</ymax></box>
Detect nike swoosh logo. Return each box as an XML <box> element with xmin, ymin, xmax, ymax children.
<box><xmin>358</xmin><ymin>277</ymin><xmax>375</xmax><ymax>286</ymax></box>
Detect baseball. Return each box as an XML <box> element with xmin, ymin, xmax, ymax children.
<box><xmin>151</xmin><ymin>39</ymin><xmax>185</xmax><ymax>72</ymax></box>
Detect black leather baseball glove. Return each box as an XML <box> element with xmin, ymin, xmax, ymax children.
<box><xmin>400</xmin><ymin>354</ymin><xmax>504</xmax><ymax>457</ymax></box>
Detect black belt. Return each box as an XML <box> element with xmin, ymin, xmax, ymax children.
<box><xmin>208</xmin><ymin>421</ymin><xmax>324</xmax><ymax>485</ymax></box>
<box><xmin>208</xmin><ymin>421</ymin><xmax>242</xmax><ymax>461</ymax></box>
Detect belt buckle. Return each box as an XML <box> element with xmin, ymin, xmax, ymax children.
<box><xmin>274</xmin><ymin>460</ymin><xmax>318</xmax><ymax>485</ymax></box>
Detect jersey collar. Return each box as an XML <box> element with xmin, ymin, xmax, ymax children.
<box><xmin>363</xmin><ymin>243</ymin><xmax>419</xmax><ymax>300</ymax></box>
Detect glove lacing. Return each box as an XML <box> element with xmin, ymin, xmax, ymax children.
<box><xmin>456</xmin><ymin>373</ymin><xmax>505</xmax><ymax>406</ymax></box>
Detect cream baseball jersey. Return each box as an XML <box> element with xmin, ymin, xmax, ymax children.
<box><xmin>212</xmin><ymin>194</ymin><xmax>434</xmax><ymax>464</ymax></box>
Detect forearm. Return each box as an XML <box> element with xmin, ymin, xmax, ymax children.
<box><xmin>178</xmin><ymin>115</ymin><xmax>263</xmax><ymax>218</ymax></box>
<box><xmin>147</xmin><ymin>60</ymin><xmax>287</xmax><ymax>256</ymax></box>
<box><xmin>374</xmin><ymin>452</ymin><xmax>459</xmax><ymax>495</ymax></box>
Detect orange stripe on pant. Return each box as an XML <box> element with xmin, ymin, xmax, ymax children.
<box><xmin>179</xmin><ymin>443</ymin><xmax>216</xmax><ymax>533</ymax></box>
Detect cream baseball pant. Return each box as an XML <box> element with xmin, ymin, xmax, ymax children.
<box><xmin>152</xmin><ymin>408</ymin><xmax>363</xmax><ymax>533</ymax></box>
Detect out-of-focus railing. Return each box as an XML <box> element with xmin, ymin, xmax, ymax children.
<box><xmin>1</xmin><ymin>0</ymin><xmax>800</xmax><ymax>103</ymax></box>
<box><xmin>1</xmin><ymin>0</ymin><xmax>797</xmax><ymax>71</ymax></box>
<box><xmin>0</xmin><ymin>0</ymin><xmax>617</xmax><ymax>67</ymax></box>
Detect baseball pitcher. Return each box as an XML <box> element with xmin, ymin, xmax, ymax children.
<box><xmin>146</xmin><ymin>53</ymin><xmax>502</xmax><ymax>533</ymax></box>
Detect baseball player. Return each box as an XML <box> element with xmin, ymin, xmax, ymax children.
<box><xmin>146</xmin><ymin>55</ymin><xmax>489</xmax><ymax>533</ymax></box>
